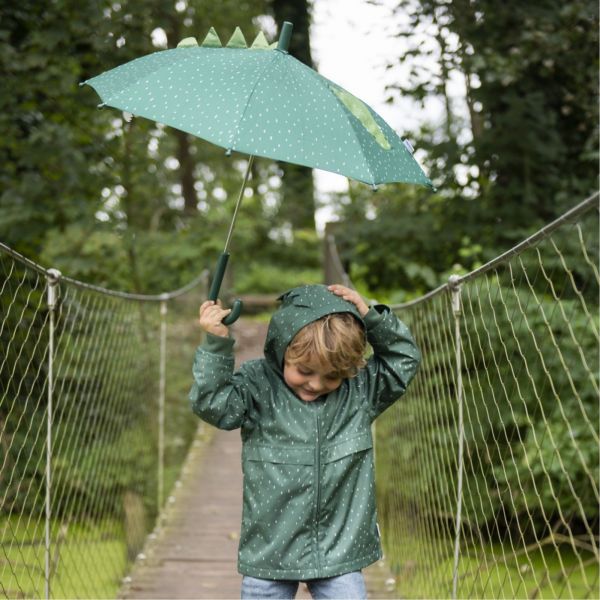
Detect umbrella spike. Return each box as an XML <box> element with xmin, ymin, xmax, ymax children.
<box><xmin>226</xmin><ymin>27</ymin><xmax>248</xmax><ymax>48</ymax></box>
<box><xmin>177</xmin><ymin>37</ymin><xmax>199</xmax><ymax>48</ymax></box>
<box><xmin>250</xmin><ymin>31</ymin><xmax>270</xmax><ymax>49</ymax></box>
<box><xmin>201</xmin><ymin>27</ymin><xmax>222</xmax><ymax>47</ymax></box>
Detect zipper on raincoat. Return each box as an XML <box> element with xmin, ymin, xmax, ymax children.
<box><xmin>314</xmin><ymin>411</ymin><xmax>322</xmax><ymax>573</ymax></box>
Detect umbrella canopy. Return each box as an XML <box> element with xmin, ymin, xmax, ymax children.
<box><xmin>82</xmin><ymin>22</ymin><xmax>433</xmax><ymax>323</ymax></box>
<box><xmin>82</xmin><ymin>23</ymin><xmax>432</xmax><ymax>189</ymax></box>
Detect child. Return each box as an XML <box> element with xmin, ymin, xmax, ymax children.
<box><xmin>190</xmin><ymin>284</ymin><xmax>420</xmax><ymax>599</ymax></box>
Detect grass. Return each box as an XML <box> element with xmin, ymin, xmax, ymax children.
<box><xmin>380</xmin><ymin>531</ymin><xmax>599</xmax><ymax>599</ymax></box>
<box><xmin>1</xmin><ymin>516</ymin><xmax>127</xmax><ymax>599</ymax></box>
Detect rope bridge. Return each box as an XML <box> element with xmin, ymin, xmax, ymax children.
<box><xmin>1</xmin><ymin>193</ymin><xmax>598</xmax><ymax>599</ymax></box>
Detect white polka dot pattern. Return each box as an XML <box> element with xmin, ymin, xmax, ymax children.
<box><xmin>83</xmin><ymin>41</ymin><xmax>432</xmax><ymax>187</ymax></box>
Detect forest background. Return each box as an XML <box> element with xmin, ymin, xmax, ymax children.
<box><xmin>0</xmin><ymin>0</ymin><xmax>598</xmax><ymax>301</ymax></box>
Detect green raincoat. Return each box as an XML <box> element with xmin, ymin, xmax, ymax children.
<box><xmin>189</xmin><ymin>285</ymin><xmax>420</xmax><ymax>580</ymax></box>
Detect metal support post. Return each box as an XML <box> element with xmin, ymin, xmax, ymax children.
<box><xmin>449</xmin><ymin>274</ymin><xmax>464</xmax><ymax>600</ymax></box>
<box><xmin>45</xmin><ymin>268</ymin><xmax>61</xmax><ymax>600</ymax></box>
<box><xmin>158</xmin><ymin>296</ymin><xmax>168</xmax><ymax>513</ymax></box>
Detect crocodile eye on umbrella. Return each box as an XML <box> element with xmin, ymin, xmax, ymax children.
<box><xmin>82</xmin><ymin>22</ymin><xmax>433</xmax><ymax>323</ymax></box>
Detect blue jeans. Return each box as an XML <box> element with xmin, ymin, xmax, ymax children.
<box><xmin>241</xmin><ymin>571</ymin><xmax>367</xmax><ymax>599</ymax></box>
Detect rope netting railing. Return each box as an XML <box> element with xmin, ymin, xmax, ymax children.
<box><xmin>2</xmin><ymin>193</ymin><xmax>598</xmax><ymax>600</ymax></box>
<box><xmin>368</xmin><ymin>193</ymin><xmax>599</xmax><ymax>599</ymax></box>
<box><xmin>0</xmin><ymin>245</ymin><xmax>207</xmax><ymax>599</ymax></box>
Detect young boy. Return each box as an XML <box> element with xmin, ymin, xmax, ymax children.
<box><xmin>190</xmin><ymin>284</ymin><xmax>420</xmax><ymax>599</ymax></box>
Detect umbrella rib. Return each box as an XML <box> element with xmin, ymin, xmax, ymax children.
<box><xmin>227</xmin><ymin>51</ymin><xmax>282</xmax><ymax>152</ymax></box>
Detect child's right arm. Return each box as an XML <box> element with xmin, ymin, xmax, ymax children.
<box><xmin>329</xmin><ymin>285</ymin><xmax>420</xmax><ymax>420</ymax></box>
<box><xmin>189</xmin><ymin>300</ymin><xmax>250</xmax><ymax>430</ymax></box>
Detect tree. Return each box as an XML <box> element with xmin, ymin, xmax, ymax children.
<box><xmin>0</xmin><ymin>0</ymin><xmax>117</xmax><ymax>257</ymax></box>
<box><xmin>1</xmin><ymin>0</ymin><xmax>304</xmax><ymax>295</ymax></box>
<box><xmin>334</xmin><ymin>0</ymin><xmax>599</xmax><ymax>297</ymax></box>
<box><xmin>271</xmin><ymin>0</ymin><xmax>316</xmax><ymax>231</ymax></box>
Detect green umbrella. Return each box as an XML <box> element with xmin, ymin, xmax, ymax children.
<box><xmin>82</xmin><ymin>22</ymin><xmax>433</xmax><ymax>323</ymax></box>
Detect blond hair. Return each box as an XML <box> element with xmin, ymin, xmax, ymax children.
<box><xmin>285</xmin><ymin>313</ymin><xmax>366</xmax><ymax>378</ymax></box>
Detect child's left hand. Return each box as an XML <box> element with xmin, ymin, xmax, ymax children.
<box><xmin>328</xmin><ymin>284</ymin><xmax>369</xmax><ymax>317</ymax></box>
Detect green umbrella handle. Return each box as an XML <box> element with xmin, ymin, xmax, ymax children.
<box><xmin>223</xmin><ymin>300</ymin><xmax>242</xmax><ymax>325</ymax></box>
<box><xmin>208</xmin><ymin>252</ymin><xmax>243</xmax><ymax>325</ymax></box>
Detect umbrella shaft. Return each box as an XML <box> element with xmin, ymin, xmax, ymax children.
<box><xmin>224</xmin><ymin>155</ymin><xmax>254</xmax><ymax>253</ymax></box>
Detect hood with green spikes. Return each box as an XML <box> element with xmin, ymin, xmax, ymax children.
<box><xmin>81</xmin><ymin>23</ymin><xmax>433</xmax><ymax>188</ymax></box>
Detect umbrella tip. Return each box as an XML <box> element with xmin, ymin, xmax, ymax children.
<box><xmin>402</xmin><ymin>139</ymin><xmax>414</xmax><ymax>154</ymax></box>
<box><xmin>277</xmin><ymin>21</ymin><xmax>293</xmax><ymax>52</ymax></box>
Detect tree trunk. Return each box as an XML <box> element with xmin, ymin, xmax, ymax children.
<box><xmin>432</xmin><ymin>11</ymin><xmax>454</xmax><ymax>140</ymax></box>
<box><xmin>175</xmin><ymin>129</ymin><xmax>197</xmax><ymax>216</ymax></box>
<box><xmin>163</xmin><ymin>15</ymin><xmax>198</xmax><ymax>217</ymax></box>
<box><xmin>121</xmin><ymin>121</ymin><xmax>144</xmax><ymax>296</ymax></box>
<box><xmin>462</xmin><ymin>61</ymin><xmax>483</xmax><ymax>141</ymax></box>
<box><xmin>272</xmin><ymin>0</ymin><xmax>316</xmax><ymax>231</ymax></box>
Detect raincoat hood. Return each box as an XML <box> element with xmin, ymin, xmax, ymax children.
<box><xmin>263</xmin><ymin>284</ymin><xmax>365</xmax><ymax>375</ymax></box>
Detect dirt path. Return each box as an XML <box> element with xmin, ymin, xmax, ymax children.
<box><xmin>121</xmin><ymin>318</ymin><xmax>395</xmax><ymax>599</ymax></box>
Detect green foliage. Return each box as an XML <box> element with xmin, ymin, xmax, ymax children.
<box><xmin>376</xmin><ymin>265</ymin><xmax>599</xmax><ymax>549</ymax></box>
<box><xmin>234</xmin><ymin>263</ymin><xmax>321</xmax><ymax>294</ymax></box>
<box><xmin>41</xmin><ymin>224</ymin><xmax>132</xmax><ymax>289</ymax></box>
<box><xmin>0</xmin><ymin>0</ymin><xmax>320</xmax><ymax>298</ymax></box>
<box><xmin>0</xmin><ymin>0</ymin><xmax>119</xmax><ymax>256</ymax></box>
<box><xmin>335</xmin><ymin>0</ymin><xmax>598</xmax><ymax>295</ymax></box>
<box><xmin>335</xmin><ymin>184</ymin><xmax>451</xmax><ymax>297</ymax></box>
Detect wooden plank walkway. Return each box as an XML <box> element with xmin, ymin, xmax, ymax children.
<box><xmin>120</xmin><ymin>319</ymin><xmax>396</xmax><ymax>599</ymax></box>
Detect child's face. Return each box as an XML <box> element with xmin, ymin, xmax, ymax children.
<box><xmin>283</xmin><ymin>359</ymin><xmax>343</xmax><ymax>402</ymax></box>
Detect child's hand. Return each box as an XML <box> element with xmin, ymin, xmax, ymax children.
<box><xmin>198</xmin><ymin>300</ymin><xmax>231</xmax><ymax>337</ymax></box>
<box><xmin>328</xmin><ymin>284</ymin><xmax>369</xmax><ymax>317</ymax></box>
